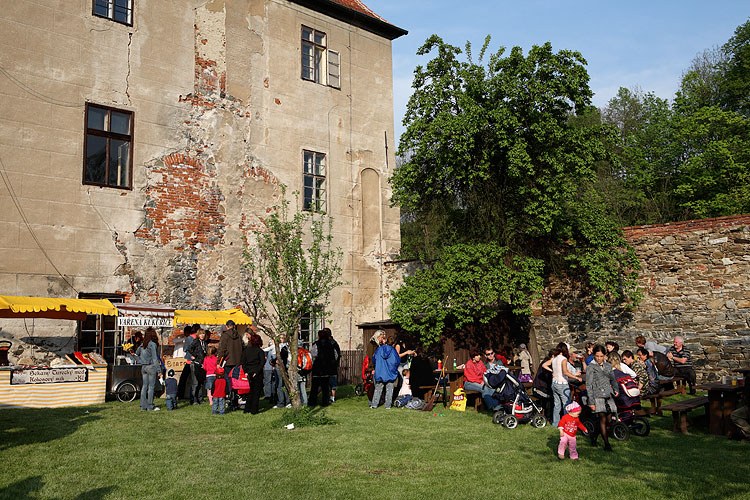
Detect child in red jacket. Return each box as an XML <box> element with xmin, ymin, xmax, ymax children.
<box><xmin>212</xmin><ymin>366</ymin><xmax>227</xmax><ymax>415</ymax></box>
<box><xmin>558</xmin><ymin>402</ymin><xmax>587</xmax><ymax>460</ymax></box>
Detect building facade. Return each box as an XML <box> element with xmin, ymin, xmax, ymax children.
<box><xmin>0</xmin><ymin>0</ymin><xmax>406</xmax><ymax>362</ymax></box>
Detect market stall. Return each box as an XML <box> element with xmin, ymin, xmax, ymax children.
<box><xmin>109</xmin><ymin>303</ymin><xmax>176</xmax><ymax>402</ymax></box>
<box><xmin>0</xmin><ymin>295</ymin><xmax>117</xmax><ymax>409</ymax></box>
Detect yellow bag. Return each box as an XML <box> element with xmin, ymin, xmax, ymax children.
<box><xmin>449</xmin><ymin>388</ymin><xmax>467</xmax><ymax>412</ymax></box>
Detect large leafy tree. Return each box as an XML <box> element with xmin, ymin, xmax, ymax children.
<box><xmin>242</xmin><ymin>191</ymin><xmax>343</xmax><ymax>408</ymax></box>
<box><xmin>599</xmin><ymin>19</ymin><xmax>750</xmax><ymax>224</ymax></box>
<box><xmin>391</xmin><ymin>36</ymin><xmax>640</xmax><ymax>345</ymax></box>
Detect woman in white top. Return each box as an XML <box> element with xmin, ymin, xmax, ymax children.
<box><xmin>542</xmin><ymin>342</ymin><xmax>582</xmax><ymax>426</ymax></box>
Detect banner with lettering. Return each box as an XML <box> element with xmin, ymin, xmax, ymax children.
<box><xmin>10</xmin><ymin>367</ymin><xmax>89</xmax><ymax>385</ymax></box>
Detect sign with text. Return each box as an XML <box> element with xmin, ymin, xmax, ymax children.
<box><xmin>117</xmin><ymin>316</ymin><xmax>174</xmax><ymax>328</ymax></box>
<box><xmin>10</xmin><ymin>367</ymin><xmax>89</xmax><ymax>385</ymax></box>
<box><xmin>164</xmin><ymin>357</ymin><xmax>186</xmax><ymax>373</ymax></box>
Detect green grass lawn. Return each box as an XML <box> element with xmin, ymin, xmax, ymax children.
<box><xmin>0</xmin><ymin>388</ymin><xmax>747</xmax><ymax>500</ymax></box>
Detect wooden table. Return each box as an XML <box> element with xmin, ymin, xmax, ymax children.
<box><xmin>435</xmin><ymin>368</ymin><xmax>464</xmax><ymax>395</ymax></box>
<box><xmin>696</xmin><ymin>383</ymin><xmax>743</xmax><ymax>435</ymax></box>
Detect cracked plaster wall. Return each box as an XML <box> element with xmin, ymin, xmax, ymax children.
<box><xmin>0</xmin><ymin>0</ymin><xmax>400</xmax><ymax>361</ymax></box>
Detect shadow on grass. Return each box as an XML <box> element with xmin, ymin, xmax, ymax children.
<box><xmin>0</xmin><ymin>476</ymin><xmax>114</xmax><ymax>500</ymax></box>
<box><xmin>523</xmin><ymin>411</ymin><xmax>749</xmax><ymax>500</ymax></box>
<box><xmin>0</xmin><ymin>407</ymin><xmax>106</xmax><ymax>452</ymax></box>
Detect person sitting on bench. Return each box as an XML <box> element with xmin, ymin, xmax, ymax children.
<box><xmin>668</xmin><ymin>336</ymin><xmax>697</xmax><ymax>395</ymax></box>
<box><xmin>636</xmin><ymin>348</ymin><xmax>659</xmax><ymax>395</ymax></box>
<box><xmin>460</xmin><ymin>350</ymin><xmax>500</xmax><ymax>411</ymax></box>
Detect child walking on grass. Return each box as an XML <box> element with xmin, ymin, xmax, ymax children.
<box><xmin>165</xmin><ymin>369</ymin><xmax>178</xmax><ymax>410</ymax></box>
<box><xmin>558</xmin><ymin>402</ymin><xmax>587</xmax><ymax>460</ymax></box>
<box><xmin>203</xmin><ymin>346</ymin><xmax>218</xmax><ymax>405</ymax></box>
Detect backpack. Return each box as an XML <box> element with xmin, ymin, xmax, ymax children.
<box><xmin>394</xmin><ymin>395</ymin><xmax>412</xmax><ymax>408</ymax></box>
<box><xmin>297</xmin><ymin>348</ymin><xmax>312</xmax><ymax>374</ymax></box>
<box><xmin>404</xmin><ymin>397</ymin><xmax>426</xmax><ymax>410</ymax></box>
<box><xmin>652</xmin><ymin>351</ymin><xmax>675</xmax><ymax>377</ymax></box>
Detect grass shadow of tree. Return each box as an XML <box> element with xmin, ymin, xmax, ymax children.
<box><xmin>0</xmin><ymin>407</ymin><xmax>105</xmax><ymax>452</ymax></box>
<box><xmin>523</xmin><ymin>415</ymin><xmax>749</xmax><ymax>500</ymax></box>
<box><xmin>0</xmin><ymin>476</ymin><xmax>114</xmax><ymax>500</ymax></box>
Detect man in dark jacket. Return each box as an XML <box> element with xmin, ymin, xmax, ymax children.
<box><xmin>217</xmin><ymin>320</ymin><xmax>243</xmax><ymax>393</ymax></box>
<box><xmin>308</xmin><ymin>329</ymin><xmax>338</xmax><ymax>407</ymax></box>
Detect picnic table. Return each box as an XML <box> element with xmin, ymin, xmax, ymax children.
<box><xmin>435</xmin><ymin>368</ymin><xmax>464</xmax><ymax>395</ymax></box>
<box><xmin>696</xmin><ymin>382</ymin><xmax>744</xmax><ymax>436</ymax></box>
<box><xmin>661</xmin><ymin>396</ymin><xmax>710</xmax><ymax>434</ymax></box>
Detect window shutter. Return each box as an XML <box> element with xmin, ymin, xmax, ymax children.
<box><xmin>328</xmin><ymin>50</ymin><xmax>340</xmax><ymax>89</ymax></box>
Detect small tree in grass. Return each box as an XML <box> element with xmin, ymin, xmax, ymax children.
<box><xmin>242</xmin><ymin>189</ymin><xmax>343</xmax><ymax>408</ymax></box>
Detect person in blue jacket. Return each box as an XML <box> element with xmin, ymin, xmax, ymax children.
<box><xmin>370</xmin><ymin>332</ymin><xmax>400</xmax><ymax>409</ymax></box>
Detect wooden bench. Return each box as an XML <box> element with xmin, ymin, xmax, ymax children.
<box><xmin>464</xmin><ymin>390</ymin><xmax>483</xmax><ymax>410</ymax></box>
<box><xmin>661</xmin><ymin>395</ymin><xmax>709</xmax><ymax>434</ymax></box>
<box><xmin>659</xmin><ymin>377</ymin><xmax>686</xmax><ymax>395</ymax></box>
<box><xmin>642</xmin><ymin>378</ymin><xmax>688</xmax><ymax>415</ymax></box>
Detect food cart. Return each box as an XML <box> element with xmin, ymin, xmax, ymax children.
<box><xmin>106</xmin><ymin>305</ymin><xmax>253</xmax><ymax>402</ymax></box>
<box><xmin>0</xmin><ymin>295</ymin><xmax>116</xmax><ymax>409</ymax></box>
<box><xmin>0</xmin><ymin>295</ymin><xmax>252</xmax><ymax>407</ymax></box>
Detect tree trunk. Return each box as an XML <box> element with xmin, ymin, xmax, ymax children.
<box><xmin>275</xmin><ymin>331</ymin><xmax>304</xmax><ymax>409</ymax></box>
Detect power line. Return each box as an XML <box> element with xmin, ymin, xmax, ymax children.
<box><xmin>0</xmin><ymin>152</ymin><xmax>78</xmax><ymax>293</ymax></box>
<box><xmin>0</xmin><ymin>65</ymin><xmax>83</xmax><ymax>108</ymax></box>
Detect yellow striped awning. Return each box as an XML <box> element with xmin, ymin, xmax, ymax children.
<box><xmin>174</xmin><ymin>308</ymin><xmax>253</xmax><ymax>326</ymax></box>
<box><xmin>0</xmin><ymin>295</ymin><xmax>118</xmax><ymax>320</ymax></box>
<box><xmin>0</xmin><ymin>366</ymin><xmax>107</xmax><ymax>409</ymax></box>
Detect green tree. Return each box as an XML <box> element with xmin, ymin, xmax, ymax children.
<box><xmin>720</xmin><ymin>19</ymin><xmax>750</xmax><ymax>116</ymax></box>
<box><xmin>391</xmin><ymin>36</ymin><xmax>640</xmax><ymax>345</ymax></box>
<box><xmin>671</xmin><ymin>106</ymin><xmax>750</xmax><ymax>217</ymax></box>
<box><xmin>601</xmin><ymin>88</ymin><xmax>683</xmax><ymax>224</ymax></box>
<box><xmin>390</xmin><ymin>243</ymin><xmax>544</xmax><ymax>346</ymax></box>
<box><xmin>242</xmin><ymin>190</ymin><xmax>343</xmax><ymax>408</ymax></box>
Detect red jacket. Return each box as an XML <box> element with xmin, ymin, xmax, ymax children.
<box><xmin>464</xmin><ymin>359</ymin><xmax>486</xmax><ymax>384</ymax></box>
<box><xmin>558</xmin><ymin>413</ymin><xmax>587</xmax><ymax>437</ymax></box>
<box><xmin>212</xmin><ymin>377</ymin><xmax>227</xmax><ymax>398</ymax></box>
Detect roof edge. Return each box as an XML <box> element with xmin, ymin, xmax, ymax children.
<box><xmin>288</xmin><ymin>0</ymin><xmax>407</xmax><ymax>40</ymax></box>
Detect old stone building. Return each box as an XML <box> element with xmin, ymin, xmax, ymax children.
<box><xmin>0</xmin><ymin>0</ymin><xmax>406</xmax><ymax>362</ymax></box>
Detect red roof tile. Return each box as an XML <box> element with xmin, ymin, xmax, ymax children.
<box><xmin>329</xmin><ymin>0</ymin><xmax>389</xmax><ymax>24</ymax></box>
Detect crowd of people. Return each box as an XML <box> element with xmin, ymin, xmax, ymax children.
<box><xmin>126</xmin><ymin>322</ymin><xmax>341</xmax><ymax>414</ymax></box>
<box><xmin>125</xmin><ymin>325</ymin><xmax>749</xmax><ymax>444</ymax></box>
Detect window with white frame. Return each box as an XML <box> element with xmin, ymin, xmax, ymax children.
<box><xmin>303</xmin><ymin>150</ymin><xmax>326</xmax><ymax>212</ymax></box>
<box><xmin>93</xmin><ymin>0</ymin><xmax>133</xmax><ymax>26</ymax></box>
<box><xmin>301</xmin><ymin>26</ymin><xmax>341</xmax><ymax>89</ymax></box>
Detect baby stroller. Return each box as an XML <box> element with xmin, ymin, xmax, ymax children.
<box><xmin>226</xmin><ymin>365</ymin><xmax>250</xmax><ymax>411</ymax></box>
<box><xmin>572</xmin><ymin>377</ymin><xmax>648</xmax><ymax>441</ymax></box>
<box><xmin>485</xmin><ymin>369</ymin><xmax>547</xmax><ymax>429</ymax></box>
<box><xmin>613</xmin><ymin>371</ymin><xmax>650</xmax><ymax>437</ymax></box>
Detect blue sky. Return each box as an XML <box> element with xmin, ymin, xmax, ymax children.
<box><xmin>366</xmin><ymin>1</ymin><xmax>750</xmax><ymax>143</ymax></box>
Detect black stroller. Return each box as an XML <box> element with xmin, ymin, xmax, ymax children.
<box><xmin>485</xmin><ymin>369</ymin><xmax>547</xmax><ymax>429</ymax></box>
<box><xmin>572</xmin><ymin>371</ymin><xmax>649</xmax><ymax>441</ymax></box>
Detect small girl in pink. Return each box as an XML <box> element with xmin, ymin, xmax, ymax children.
<box><xmin>558</xmin><ymin>402</ymin><xmax>588</xmax><ymax>460</ymax></box>
<box><xmin>203</xmin><ymin>346</ymin><xmax>218</xmax><ymax>405</ymax></box>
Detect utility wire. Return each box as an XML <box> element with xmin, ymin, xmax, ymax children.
<box><xmin>0</xmin><ymin>153</ymin><xmax>78</xmax><ymax>293</ymax></box>
<box><xmin>0</xmin><ymin>65</ymin><xmax>83</xmax><ymax>108</ymax></box>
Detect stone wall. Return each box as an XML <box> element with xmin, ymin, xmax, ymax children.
<box><xmin>532</xmin><ymin>214</ymin><xmax>750</xmax><ymax>381</ymax></box>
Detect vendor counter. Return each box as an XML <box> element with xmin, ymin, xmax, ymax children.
<box><xmin>0</xmin><ymin>365</ymin><xmax>107</xmax><ymax>409</ymax></box>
